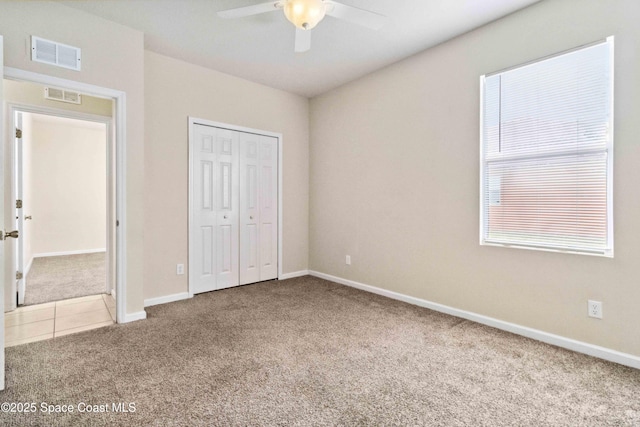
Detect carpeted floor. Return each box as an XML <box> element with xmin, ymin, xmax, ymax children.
<box><xmin>24</xmin><ymin>253</ymin><xmax>106</xmax><ymax>306</ymax></box>
<box><xmin>2</xmin><ymin>276</ymin><xmax>639</xmax><ymax>426</ymax></box>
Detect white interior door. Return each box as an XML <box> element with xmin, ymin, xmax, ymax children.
<box><xmin>258</xmin><ymin>136</ymin><xmax>278</xmax><ymax>281</ymax></box>
<box><xmin>191</xmin><ymin>124</ymin><xmax>216</xmax><ymax>293</ymax></box>
<box><xmin>239</xmin><ymin>133</ymin><xmax>260</xmax><ymax>285</ymax></box>
<box><xmin>214</xmin><ymin>128</ymin><xmax>239</xmax><ymax>290</ymax></box>
<box><xmin>15</xmin><ymin>112</ymin><xmax>24</xmax><ymax>305</ymax></box>
<box><xmin>239</xmin><ymin>133</ymin><xmax>278</xmax><ymax>285</ymax></box>
<box><xmin>190</xmin><ymin>124</ymin><xmax>239</xmax><ymax>294</ymax></box>
<box><xmin>1</xmin><ymin>34</ymin><xmax>7</xmax><ymax>390</ymax></box>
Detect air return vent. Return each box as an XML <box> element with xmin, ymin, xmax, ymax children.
<box><xmin>31</xmin><ymin>36</ymin><xmax>81</xmax><ymax>71</ymax></box>
<box><xmin>44</xmin><ymin>87</ymin><xmax>82</xmax><ymax>105</ymax></box>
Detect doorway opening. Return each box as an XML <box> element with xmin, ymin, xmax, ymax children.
<box><xmin>15</xmin><ymin>109</ymin><xmax>113</xmax><ymax>304</ymax></box>
<box><xmin>3</xmin><ymin>75</ymin><xmax>123</xmax><ymax>346</ymax></box>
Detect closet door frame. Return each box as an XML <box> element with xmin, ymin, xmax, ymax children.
<box><xmin>188</xmin><ymin>117</ymin><xmax>282</xmax><ymax>297</ymax></box>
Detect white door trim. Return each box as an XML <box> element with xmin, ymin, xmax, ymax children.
<box><xmin>4</xmin><ymin>66</ymin><xmax>128</xmax><ymax>323</ymax></box>
<box><xmin>188</xmin><ymin>117</ymin><xmax>283</xmax><ymax>297</ymax></box>
<box><xmin>14</xmin><ymin>111</ymin><xmax>24</xmax><ymax>305</ymax></box>
<box><xmin>1</xmin><ymin>34</ymin><xmax>5</xmax><ymax>391</ymax></box>
<box><xmin>8</xmin><ymin>103</ymin><xmax>113</xmax><ymax>306</ymax></box>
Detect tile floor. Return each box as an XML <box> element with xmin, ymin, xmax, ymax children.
<box><xmin>5</xmin><ymin>294</ymin><xmax>116</xmax><ymax>347</ymax></box>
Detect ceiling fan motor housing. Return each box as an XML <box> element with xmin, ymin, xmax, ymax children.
<box><xmin>284</xmin><ymin>0</ymin><xmax>327</xmax><ymax>30</ymax></box>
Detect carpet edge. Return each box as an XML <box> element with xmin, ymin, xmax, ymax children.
<box><xmin>308</xmin><ymin>270</ymin><xmax>640</xmax><ymax>370</ymax></box>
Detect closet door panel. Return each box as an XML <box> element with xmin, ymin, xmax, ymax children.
<box><xmin>239</xmin><ymin>134</ymin><xmax>261</xmax><ymax>285</ymax></box>
<box><xmin>259</xmin><ymin>137</ymin><xmax>278</xmax><ymax>281</ymax></box>
<box><xmin>191</xmin><ymin>125</ymin><xmax>218</xmax><ymax>294</ymax></box>
<box><xmin>214</xmin><ymin>129</ymin><xmax>239</xmax><ymax>289</ymax></box>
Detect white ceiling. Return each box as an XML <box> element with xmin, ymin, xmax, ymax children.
<box><xmin>59</xmin><ymin>0</ymin><xmax>540</xmax><ymax>98</ymax></box>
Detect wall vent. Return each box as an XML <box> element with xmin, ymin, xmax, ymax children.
<box><xmin>31</xmin><ymin>36</ymin><xmax>82</xmax><ymax>71</ymax></box>
<box><xmin>44</xmin><ymin>87</ymin><xmax>82</xmax><ymax>105</ymax></box>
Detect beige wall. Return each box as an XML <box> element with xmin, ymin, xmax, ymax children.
<box><xmin>0</xmin><ymin>2</ymin><xmax>145</xmax><ymax>315</ymax></box>
<box><xmin>144</xmin><ymin>51</ymin><xmax>309</xmax><ymax>301</ymax></box>
<box><xmin>28</xmin><ymin>114</ymin><xmax>106</xmax><ymax>256</ymax></box>
<box><xmin>309</xmin><ymin>0</ymin><xmax>640</xmax><ymax>357</ymax></box>
<box><xmin>4</xmin><ymin>79</ymin><xmax>113</xmax><ymax>117</ymax></box>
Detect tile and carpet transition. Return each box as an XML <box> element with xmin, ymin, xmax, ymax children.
<box><xmin>24</xmin><ymin>253</ymin><xmax>106</xmax><ymax>306</ymax></box>
<box><xmin>1</xmin><ymin>276</ymin><xmax>639</xmax><ymax>426</ymax></box>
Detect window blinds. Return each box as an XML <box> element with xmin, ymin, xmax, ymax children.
<box><xmin>480</xmin><ymin>38</ymin><xmax>613</xmax><ymax>256</ymax></box>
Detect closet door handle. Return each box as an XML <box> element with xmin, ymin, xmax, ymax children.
<box><xmin>249</xmin><ymin>216</ymin><xmax>254</xmax><ymax>220</ymax></box>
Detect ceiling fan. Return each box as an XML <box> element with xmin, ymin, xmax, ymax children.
<box><xmin>218</xmin><ymin>0</ymin><xmax>386</xmax><ymax>53</ymax></box>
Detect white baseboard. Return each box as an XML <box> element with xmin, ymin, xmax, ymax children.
<box><xmin>144</xmin><ymin>292</ymin><xmax>191</xmax><ymax>308</ymax></box>
<box><xmin>34</xmin><ymin>248</ymin><xmax>106</xmax><ymax>258</ymax></box>
<box><xmin>121</xmin><ymin>310</ymin><xmax>147</xmax><ymax>323</ymax></box>
<box><xmin>308</xmin><ymin>270</ymin><xmax>640</xmax><ymax>370</ymax></box>
<box><xmin>279</xmin><ymin>270</ymin><xmax>309</xmax><ymax>280</ymax></box>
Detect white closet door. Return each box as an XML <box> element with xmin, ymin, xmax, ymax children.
<box><xmin>258</xmin><ymin>136</ymin><xmax>278</xmax><ymax>281</ymax></box>
<box><xmin>239</xmin><ymin>133</ymin><xmax>261</xmax><ymax>285</ymax></box>
<box><xmin>191</xmin><ymin>125</ymin><xmax>239</xmax><ymax>294</ymax></box>
<box><xmin>214</xmin><ymin>129</ymin><xmax>240</xmax><ymax>289</ymax></box>
<box><xmin>239</xmin><ymin>133</ymin><xmax>278</xmax><ymax>285</ymax></box>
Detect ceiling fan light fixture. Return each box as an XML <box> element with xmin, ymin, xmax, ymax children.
<box><xmin>283</xmin><ymin>0</ymin><xmax>327</xmax><ymax>30</ymax></box>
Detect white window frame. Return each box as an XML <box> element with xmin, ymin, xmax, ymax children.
<box><xmin>479</xmin><ymin>37</ymin><xmax>614</xmax><ymax>257</ymax></box>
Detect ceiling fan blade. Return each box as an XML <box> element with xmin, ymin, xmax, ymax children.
<box><xmin>218</xmin><ymin>1</ymin><xmax>282</xmax><ymax>19</ymax></box>
<box><xmin>325</xmin><ymin>1</ymin><xmax>386</xmax><ymax>30</ymax></box>
<box><xmin>295</xmin><ymin>28</ymin><xmax>311</xmax><ymax>53</ymax></box>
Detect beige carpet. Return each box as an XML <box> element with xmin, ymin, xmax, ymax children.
<box><xmin>2</xmin><ymin>276</ymin><xmax>639</xmax><ymax>426</ymax></box>
<box><xmin>24</xmin><ymin>253</ymin><xmax>106</xmax><ymax>306</ymax></box>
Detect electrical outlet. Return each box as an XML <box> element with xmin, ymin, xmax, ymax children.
<box><xmin>345</xmin><ymin>255</ymin><xmax>351</xmax><ymax>265</ymax></box>
<box><xmin>588</xmin><ymin>300</ymin><xmax>603</xmax><ymax>319</ymax></box>
<box><xmin>176</xmin><ymin>264</ymin><xmax>184</xmax><ymax>275</ymax></box>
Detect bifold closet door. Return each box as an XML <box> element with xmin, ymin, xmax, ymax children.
<box><xmin>239</xmin><ymin>132</ymin><xmax>278</xmax><ymax>285</ymax></box>
<box><xmin>191</xmin><ymin>125</ymin><xmax>239</xmax><ymax>294</ymax></box>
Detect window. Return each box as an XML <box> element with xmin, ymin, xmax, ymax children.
<box><xmin>480</xmin><ymin>37</ymin><xmax>614</xmax><ymax>256</ymax></box>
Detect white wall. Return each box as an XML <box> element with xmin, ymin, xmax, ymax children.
<box><xmin>27</xmin><ymin>114</ymin><xmax>106</xmax><ymax>257</ymax></box>
<box><xmin>309</xmin><ymin>0</ymin><xmax>640</xmax><ymax>357</ymax></box>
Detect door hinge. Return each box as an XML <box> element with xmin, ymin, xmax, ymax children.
<box><xmin>16</xmin><ymin>271</ymin><xmax>23</xmax><ymax>280</ymax></box>
<box><xmin>16</xmin><ymin>199</ymin><xmax>23</xmax><ymax>209</ymax></box>
<box><xmin>16</xmin><ymin>128</ymin><xmax>22</xmax><ymax>139</ymax></box>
